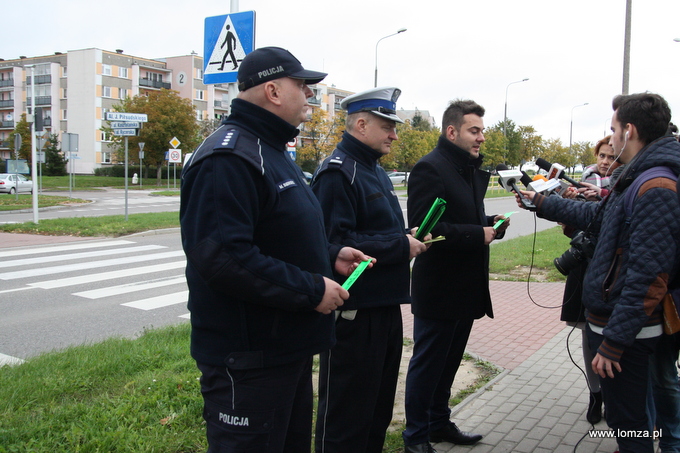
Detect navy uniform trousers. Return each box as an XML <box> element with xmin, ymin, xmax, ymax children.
<box><xmin>197</xmin><ymin>357</ymin><xmax>314</xmax><ymax>453</ymax></box>
<box><xmin>315</xmin><ymin>305</ymin><xmax>403</xmax><ymax>453</ymax></box>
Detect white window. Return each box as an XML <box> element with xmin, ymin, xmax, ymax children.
<box><xmin>62</xmin><ymin>88</ymin><xmax>67</xmax><ymax>99</ymax></box>
<box><xmin>101</xmin><ymin>152</ymin><xmax>111</xmax><ymax>163</ymax></box>
<box><xmin>196</xmin><ymin>89</ymin><xmax>204</xmax><ymax>100</ymax></box>
<box><xmin>62</xmin><ymin>110</ymin><xmax>67</xmax><ymax>120</ymax></box>
<box><xmin>119</xmin><ymin>67</ymin><xmax>128</xmax><ymax>79</ymax></box>
<box><xmin>62</xmin><ymin>66</ymin><xmax>67</xmax><ymax>77</ymax></box>
<box><xmin>119</xmin><ymin>88</ymin><xmax>128</xmax><ymax>99</ymax></box>
<box><xmin>196</xmin><ymin>68</ymin><xmax>203</xmax><ymax>79</ymax></box>
<box><xmin>102</xmin><ymin>86</ymin><xmax>111</xmax><ymax>98</ymax></box>
<box><xmin>101</xmin><ymin>131</ymin><xmax>109</xmax><ymax>142</ymax></box>
<box><xmin>102</xmin><ymin>64</ymin><xmax>112</xmax><ymax>76</ymax></box>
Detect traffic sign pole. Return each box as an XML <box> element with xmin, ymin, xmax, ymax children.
<box><xmin>124</xmin><ymin>136</ymin><xmax>129</xmax><ymax>221</ymax></box>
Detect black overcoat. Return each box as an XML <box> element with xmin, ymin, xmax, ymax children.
<box><xmin>407</xmin><ymin>135</ymin><xmax>497</xmax><ymax>321</ymax></box>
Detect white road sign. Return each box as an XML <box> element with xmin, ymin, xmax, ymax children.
<box><xmin>169</xmin><ymin>149</ymin><xmax>182</xmax><ymax>163</ymax></box>
<box><xmin>113</xmin><ymin>129</ymin><xmax>138</xmax><ymax>136</ymax></box>
<box><xmin>106</xmin><ymin>112</ymin><xmax>148</xmax><ymax>122</ymax></box>
<box><xmin>111</xmin><ymin>122</ymin><xmax>142</xmax><ymax>129</ymax></box>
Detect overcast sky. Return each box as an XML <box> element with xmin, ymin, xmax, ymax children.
<box><xmin>3</xmin><ymin>0</ymin><xmax>679</xmax><ymax>148</ymax></box>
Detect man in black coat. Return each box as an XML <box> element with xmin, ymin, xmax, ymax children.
<box><xmin>402</xmin><ymin>99</ymin><xmax>509</xmax><ymax>453</ymax></box>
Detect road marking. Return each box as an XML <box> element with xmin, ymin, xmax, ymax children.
<box><xmin>74</xmin><ymin>276</ymin><xmax>186</xmax><ymax>299</ymax></box>
<box><xmin>6</xmin><ymin>245</ymin><xmax>166</xmax><ymax>267</ymax></box>
<box><xmin>0</xmin><ymin>240</ymin><xmax>135</xmax><ymax>258</ymax></box>
<box><xmin>0</xmin><ymin>353</ymin><xmax>24</xmax><ymax>366</ymax></box>
<box><xmin>121</xmin><ymin>290</ymin><xmax>188</xmax><ymax>310</ymax></box>
<box><xmin>0</xmin><ymin>250</ymin><xmax>185</xmax><ymax>280</ymax></box>
<box><xmin>29</xmin><ymin>261</ymin><xmax>186</xmax><ymax>289</ymax></box>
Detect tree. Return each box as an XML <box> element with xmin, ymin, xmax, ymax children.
<box><xmin>297</xmin><ymin>109</ymin><xmax>345</xmax><ymax>173</ymax></box>
<box><xmin>44</xmin><ymin>133</ymin><xmax>68</xmax><ymax>176</ymax></box>
<box><xmin>9</xmin><ymin>114</ymin><xmax>32</xmax><ymax>162</ymax></box>
<box><xmin>411</xmin><ymin>110</ymin><xmax>433</xmax><ymax>132</ymax></box>
<box><xmin>517</xmin><ymin>125</ymin><xmax>544</xmax><ymax>164</ymax></box>
<box><xmin>382</xmin><ymin>121</ymin><xmax>439</xmax><ymax>171</ymax></box>
<box><xmin>573</xmin><ymin>141</ymin><xmax>595</xmax><ymax>171</ymax></box>
<box><xmin>198</xmin><ymin>117</ymin><xmax>223</xmax><ymax>140</ymax></box>
<box><xmin>103</xmin><ymin>89</ymin><xmax>201</xmax><ymax>184</ymax></box>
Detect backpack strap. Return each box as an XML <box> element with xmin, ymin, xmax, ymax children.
<box><xmin>623</xmin><ymin>166</ymin><xmax>678</xmax><ymax>221</ymax></box>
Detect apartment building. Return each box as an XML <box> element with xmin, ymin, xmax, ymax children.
<box><xmin>0</xmin><ymin>48</ymin><xmax>230</xmax><ymax>174</ymax></box>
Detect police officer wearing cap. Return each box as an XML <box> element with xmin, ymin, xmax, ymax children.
<box><xmin>311</xmin><ymin>87</ymin><xmax>430</xmax><ymax>453</ymax></box>
<box><xmin>180</xmin><ymin>47</ymin><xmax>372</xmax><ymax>453</ymax></box>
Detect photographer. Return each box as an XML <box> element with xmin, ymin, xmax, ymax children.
<box><xmin>516</xmin><ymin>92</ymin><xmax>680</xmax><ymax>453</ymax></box>
<box><xmin>556</xmin><ymin>135</ymin><xmax>622</xmax><ymax>425</ymax></box>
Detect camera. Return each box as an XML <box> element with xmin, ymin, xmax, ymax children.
<box><xmin>554</xmin><ymin>230</ymin><xmax>596</xmax><ymax>275</ymax></box>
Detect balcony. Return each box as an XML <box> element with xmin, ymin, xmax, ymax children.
<box><xmin>139</xmin><ymin>78</ymin><xmax>171</xmax><ymax>89</ymax></box>
<box><xmin>26</xmin><ymin>96</ymin><xmax>51</xmax><ymax>106</ymax></box>
<box><xmin>0</xmin><ymin>79</ymin><xmax>13</xmax><ymax>87</ymax></box>
<box><xmin>0</xmin><ymin>141</ymin><xmax>9</xmax><ymax>149</ymax></box>
<box><xmin>0</xmin><ymin>100</ymin><xmax>13</xmax><ymax>108</ymax></box>
<box><xmin>1</xmin><ymin>121</ymin><xmax>14</xmax><ymax>128</ymax></box>
<box><xmin>309</xmin><ymin>97</ymin><xmax>321</xmax><ymax>105</ymax></box>
<box><xmin>26</xmin><ymin>75</ymin><xmax>51</xmax><ymax>85</ymax></box>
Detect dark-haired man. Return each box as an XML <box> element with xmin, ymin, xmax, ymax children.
<box><xmin>180</xmin><ymin>47</ymin><xmax>372</xmax><ymax>453</ymax></box>
<box><xmin>403</xmin><ymin>99</ymin><xmax>509</xmax><ymax>453</ymax></box>
<box><xmin>516</xmin><ymin>92</ymin><xmax>680</xmax><ymax>453</ymax></box>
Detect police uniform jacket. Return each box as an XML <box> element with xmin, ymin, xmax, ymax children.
<box><xmin>180</xmin><ymin>98</ymin><xmax>340</xmax><ymax>370</ymax></box>
<box><xmin>534</xmin><ymin>136</ymin><xmax>680</xmax><ymax>362</ymax></box>
<box><xmin>407</xmin><ymin>135</ymin><xmax>499</xmax><ymax>321</ymax></box>
<box><xmin>311</xmin><ymin>132</ymin><xmax>411</xmax><ymax>310</ymax></box>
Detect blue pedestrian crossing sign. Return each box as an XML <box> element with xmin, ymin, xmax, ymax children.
<box><xmin>204</xmin><ymin>11</ymin><xmax>256</xmax><ymax>84</ymax></box>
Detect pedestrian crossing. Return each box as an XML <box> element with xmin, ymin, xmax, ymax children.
<box><xmin>0</xmin><ymin>238</ymin><xmax>189</xmax><ymax>366</ymax></box>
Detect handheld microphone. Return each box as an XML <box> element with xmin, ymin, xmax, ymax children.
<box><xmin>535</xmin><ymin>158</ymin><xmax>584</xmax><ymax>188</ymax></box>
<box><xmin>496</xmin><ymin>164</ymin><xmax>536</xmax><ymax>210</ymax></box>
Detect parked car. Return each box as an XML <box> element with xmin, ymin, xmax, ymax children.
<box><xmin>0</xmin><ymin>173</ymin><xmax>33</xmax><ymax>194</ymax></box>
<box><xmin>388</xmin><ymin>171</ymin><xmax>408</xmax><ymax>186</ymax></box>
<box><xmin>302</xmin><ymin>171</ymin><xmax>313</xmax><ymax>183</ymax></box>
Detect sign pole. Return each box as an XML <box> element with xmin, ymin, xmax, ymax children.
<box><xmin>30</xmin><ymin>66</ymin><xmax>38</xmax><ymax>223</ymax></box>
<box><xmin>124</xmin><ymin>136</ymin><xmax>129</xmax><ymax>221</ymax></box>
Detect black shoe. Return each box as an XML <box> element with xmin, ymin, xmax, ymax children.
<box><xmin>429</xmin><ymin>422</ymin><xmax>482</xmax><ymax>445</ymax></box>
<box><xmin>586</xmin><ymin>391</ymin><xmax>602</xmax><ymax>424</ymax></box>
<box><xmin>404</xmin><ymin>442</ymin><xmax>437</xmax><ymax>453</ymax></box>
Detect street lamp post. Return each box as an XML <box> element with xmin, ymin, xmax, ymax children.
<box><xmin>569</xmin><ymin>102</ymin><xmax>589</xmax><ymax>153</ymax></box>
<box><xmin>503</xmin><ymin>78</ymin><xmax>529</xmax><ymax>163</ymax></box>
<box><xmin>374</xmin><ymin>28</ymin><xmax>407</xmax><ymax>87</ymax></box>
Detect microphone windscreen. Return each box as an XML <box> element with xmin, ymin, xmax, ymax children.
<box><xmin>496</xmin><ymin>163</ymin><xmax>509</xmax><ymax>172</ymax></box>
<box><xmin>535</xmin><ymin>158</ymin><xmax>551</xmax><ymax>171</ymax></box>
<box><xmin>533</xmin><ymin>174</ymin><xmax>548</xmax><ymax>181</ymax></box>
<box><xmin>520</xmin><ymin>171</ymin><xmax>533</xmax><ymax>188</ymax></box>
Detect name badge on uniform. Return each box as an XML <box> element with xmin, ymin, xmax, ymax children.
<box><xmin>277</xmin><ymin>179</ymin><xmax>297</xmax><ymax>192</ymax></box>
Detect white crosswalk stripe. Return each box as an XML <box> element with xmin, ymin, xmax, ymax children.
<box><xmin>2</xmin><ymin>239</ymin><xmax>190</xmax><ymax>316</ymax></box>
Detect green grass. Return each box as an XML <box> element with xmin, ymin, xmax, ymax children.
<box><xmin>490</xmin><ymin>225</ymin><xmax>570</xmax><ymax>282</ymax></box>
<box><xmin>0</xmin><ymin>212</ymin><xmax>180</xmax><ymax>236</ymax></box>
<box><xmin>0</xmin><ymin>323</ymin><xmax>206</xmax><ymax>453</ymax></box>
<box><xmin>0</xmin><ymin>194</ymin><xmax>90</xmax><ymax>211</ymax></box>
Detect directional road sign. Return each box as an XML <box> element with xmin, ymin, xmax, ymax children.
<box><xmin>113</xmin><ymin>129</ymin><xmax>138</xmax><ymax>137</ymax></box>
<box><xmin>111</xmin><ymin>121</ymin><xmax>142</xmax><ymax>129</ymax></box>
<box><xmin>203</xmin><ymin>11</ymin><xmax>256</xmax><ymax>84</ymax></box>
<box><xmin>106</xmin><ymin>112</ymin><xmax>148</xmax><ymax>122</ymax></box>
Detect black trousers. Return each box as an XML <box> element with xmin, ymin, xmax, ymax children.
<box><xmin>315</xmin><ymin>305</ymin><xmax>403</xmax><ymax>453</ymax></box>
<box><xmin>587</xmin><ymin>325</ymin><xmax>659</xmax><ymax>453</ymax></box>
<box><xmin>403</xmin><ymin>315</ymin><xmax>474</xmax><ymax>446</ymax></box>
<box><xmin>197</xmin><ymin>357</ymin><xmax>313</xmax><ymax>453</ymax></box>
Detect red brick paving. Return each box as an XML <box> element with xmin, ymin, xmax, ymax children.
<box><xmin>402</xmin><ymin>280</ymin><xmax>566</xmax><ymax>370</ymax></box>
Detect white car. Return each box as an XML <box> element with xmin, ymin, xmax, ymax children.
<box><xmin>0</xmin><ymin>173</ymin><xmax>33</xmax><ymax>194</ymax></box>
<box><xmin>388</xmin><ymin>172</ymin><xmax>408</xmax><ymax>186</ymax></box>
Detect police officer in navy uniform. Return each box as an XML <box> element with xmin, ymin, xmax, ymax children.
<box><xmin>312</xmin><ymin>87</ymin><xmax>430</xmax><ymax>453</ymax></box>
<box><xmin>180</xmin><ymin>47</ymin><xmax>373</xmax><ymax>453</ymax></box>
